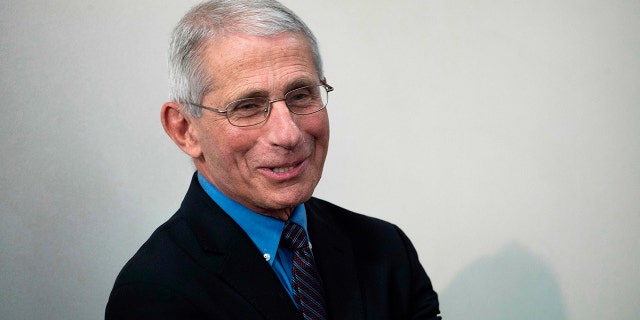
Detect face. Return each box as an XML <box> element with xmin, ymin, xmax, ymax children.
<box><xmin>188</xmin><ymin>33</ymin><xmax>329</xmax><ymax>220</ymax></box>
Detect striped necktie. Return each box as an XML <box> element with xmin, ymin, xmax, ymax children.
<box><xmin>281</xmin><ymin>222</ymin><xmax>329</xmax><ymax>320</ymax></box>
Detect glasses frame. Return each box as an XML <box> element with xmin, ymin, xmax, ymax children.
<box><xmin>185</xmin><ymin>80</ymin><xmax>334</xmax><ymax>127</ymax></box>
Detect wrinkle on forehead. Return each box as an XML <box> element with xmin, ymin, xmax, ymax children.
<box><xmin>200</xmin><ymin>32</ymin><xmax>319</xmax><ymax>104</ymax></box>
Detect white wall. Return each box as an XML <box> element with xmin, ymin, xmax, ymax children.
<box><xmin>1</xmin><ymin>1</ymin><xmax>638</xmax><ymax>319</ymax></box>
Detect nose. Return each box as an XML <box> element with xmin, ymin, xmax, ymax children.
<box><xmin>264</xmin><ymin>100</ymin><xmax>303</xmax><ymax>149</ymax></box>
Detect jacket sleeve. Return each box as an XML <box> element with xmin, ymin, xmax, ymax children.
<box><xmin>394</xmin><ymin>225</ymin><xmax>442</xmax><ymax>320</ymax></box>
<box><xmin>105</xmin><ymin>283</ymin><xmax>205</xmax><ymax>320</ymax></box>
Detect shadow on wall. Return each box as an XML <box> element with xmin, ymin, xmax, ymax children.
<box><xmin>439</xmin><ymin>242</ymin><xmax>567</xmax><ymax>320</ymax></box>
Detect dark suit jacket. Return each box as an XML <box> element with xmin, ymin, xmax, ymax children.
<box><xmin>106</xmin><ymin>174</ymin><xmax>441</xmax><ymax>319</ymax></box>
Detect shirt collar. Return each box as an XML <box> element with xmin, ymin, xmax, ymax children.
<box><xmin>197</xmin><ymin>172</ymin><xmax>308</xmax><ymax>265</ymax></box>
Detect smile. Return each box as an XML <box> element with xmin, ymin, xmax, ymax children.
<box><xmin>271</xmin><ymin>166</ymin><xmax>295</xmax><ymax>173</ymax></box>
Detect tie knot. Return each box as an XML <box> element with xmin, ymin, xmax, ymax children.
<box><xmin>281</xmin><ymin>222</ymin><xmax>309</xmax><ymax>250</ymax></box>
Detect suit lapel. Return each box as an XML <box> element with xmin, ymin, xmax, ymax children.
<box><xmin>216</xmin><ymin>225</ymin><xmax>302</xmax><ymax>320</ymax></box>
<box><xmin>306</xmin><ymin>199</ymin><xmax>365</xmax><ymax>320</ymax></box>
<box><xmin>178</xmin><ymin>174</ymin><xmax>302</xmax><ymax>320</ymax></box>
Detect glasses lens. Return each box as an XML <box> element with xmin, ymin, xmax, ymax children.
<box><xmin>285</xmin><ymin>85</ymin><xmax>328</xmax><ymax>115</ymax></box>
<box><xmin>226</xmin><ymin>98</ymin><xmax>269</xmax><ymax>127</ymax></box>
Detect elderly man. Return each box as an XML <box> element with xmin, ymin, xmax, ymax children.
<box><xmin>106</xmin><ymin>1</ymin><xmax>441</xmax><ymax>319</ymax></box>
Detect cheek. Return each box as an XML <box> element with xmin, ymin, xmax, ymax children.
<box><xmin>199</xmin><ymin>125</ymin><xmax>249</xmax><ymax>166</ymax></box>
<box><xmin>309</xmin><ymin>115</ymin><xmax>330</xmax><ymax>146</ymax></box>
<box><xmin>219</xmin><ymin>133</ymin><xmax>263</xmax><ymax>171</ymax></box>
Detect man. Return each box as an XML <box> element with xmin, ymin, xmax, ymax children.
<box><xmin>106</xmin><ymin>1</ymin><xmax>441</xmax><ymax>319</ymax></box>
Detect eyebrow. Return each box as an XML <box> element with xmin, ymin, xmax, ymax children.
<box><xmin>283</xmin><ymin>77</ymin><xmax>318</xmax><ymax>92</ymax></box>
<box><xmin>233</xmin><ymin>89</ymin><xmax>270</xmax><ymax>101</ymax></box>
<box><xmin>231</xmin><ymin>77</ymin><xmax>319</xmax><ymax>101</ymax></box>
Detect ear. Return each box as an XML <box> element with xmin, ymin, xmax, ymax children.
<box><xmin>160</xmin><ymin>102</ymin><xmax>202</xmax><ymax>158</ymax></box>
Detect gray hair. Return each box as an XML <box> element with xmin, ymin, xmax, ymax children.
<box><xmin>168</xmin><ymin>0</ymin><xmax>323</xmax><ymax>117</ymax></box>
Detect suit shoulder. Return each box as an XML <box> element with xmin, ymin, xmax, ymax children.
<box><xmin>305</xmin><ymin>197</ymin><xmax>345</xmax><ymax>221</ymax></box>
<box><xmin>111</xmin><ymin>212</ymin><xmax>192</xmax><ymax>287</ymax></box>
<box><xmin>306</xmin><ymin>197</ymin><xmax>404</xmax><ymax>243</ymax></box>
<box><xmin>306</xmin><ymin>197</ymin><xmax>389</xmax><ymax>223</ymax></box>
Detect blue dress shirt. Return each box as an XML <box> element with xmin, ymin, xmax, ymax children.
<box><xmin>197</xmin><ymin>172</ymin><xmax>308</xmax><ymax>306</ymax></box>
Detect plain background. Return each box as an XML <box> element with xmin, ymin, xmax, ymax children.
<box><xmin>1</xmin><ymin>0</ymin><xmax>639</xmax><ymax>319</ymax></box>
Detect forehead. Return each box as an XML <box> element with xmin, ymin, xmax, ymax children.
<box><xmin>201</xmin><ymin>32</ymin><xmax>318</xmax><ymax>98</ymax></box>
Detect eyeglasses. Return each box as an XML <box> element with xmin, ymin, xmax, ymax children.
<box><xmin>186</xmin><ymin>81</ymin><xmax>334</xmax><ymax>127</ymax></box>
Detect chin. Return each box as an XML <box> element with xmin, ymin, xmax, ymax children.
<box><xmin>266</xmin><ymin>189</ymin><xmax>313</xmax><ymax>209</ymax></box>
